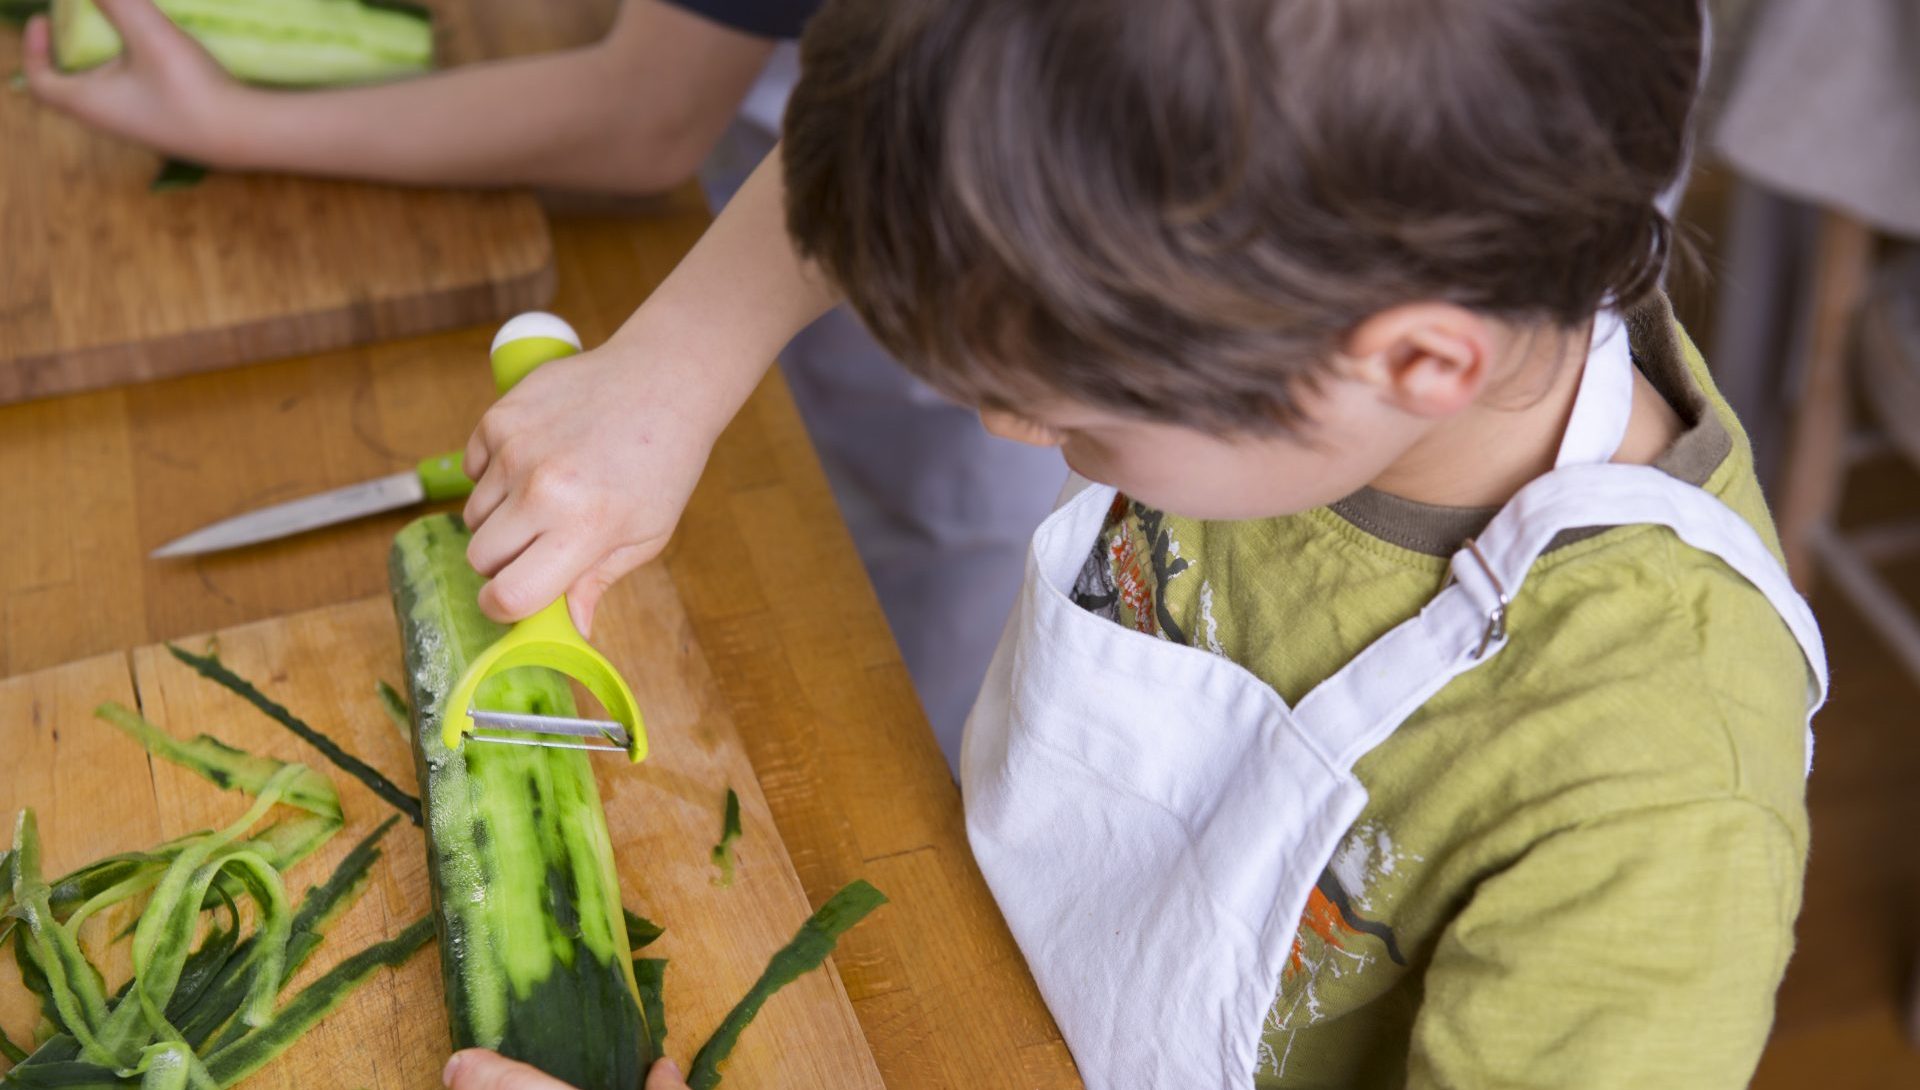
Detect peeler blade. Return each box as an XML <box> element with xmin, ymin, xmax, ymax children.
<box><xmin>466</xmin><ymin>708</ymin><xmax>632</xmax><ymax>753</ymax></box>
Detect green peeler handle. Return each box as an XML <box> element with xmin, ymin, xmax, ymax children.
<box><xmin>436</xmin><ymin>314</ymin><xmax>649</xmax><ymax>764</ymax></box>
<box><xmin>415</xmin><ymin>315</ymin><xmax>585</xmax><ymax>502</ymax></box>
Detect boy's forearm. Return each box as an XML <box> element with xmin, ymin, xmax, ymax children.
<box><xmin>607</xmin><ymin>148</ymin><xmax>841</xmax><ymax>431</ymax></box>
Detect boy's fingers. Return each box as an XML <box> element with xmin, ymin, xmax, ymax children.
<box><xmin>464</xmin><ymin>498</ymin><xmax>537</xmax><ymax>578</ymax></box>
<box><xmin>462</xmin><ymin>429</ymin><xmax>492</xmax><ymax>483</ymax></box>
<box><xmin>442</xmin><ymin>1049</ymin><xmax>573</xmax><ymax>1090</ymax></box>
<box><xmin>565</xmin><ymin>575</ymin><xmax>604</xmax><ymax>639</ymax></box>
<box><xmin>462</xmin><ymin>466</ymin><xmax>510</xmax><ymax>532</ymax></box>
<box><xmin>644</xmin><ymin>1058</ymin><xmax>687</xmax><ymax>1090</ymax></box>
<box><xmin>478</xmin><ymin>532</ymin><xmax>595</xmax><ymax>624</ymax></box>
<box><xmin>567</xmin><ymin>540</ymin><xmax>665</xmax><ymax>637</ymax></box>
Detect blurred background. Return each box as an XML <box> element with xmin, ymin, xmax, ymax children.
<box><xmin>1679</xmin><ymin>1</ymin><xmax>1920</xmax><ymax>1084</ymax></box>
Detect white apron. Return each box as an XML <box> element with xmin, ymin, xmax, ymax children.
<box><xmin>959</xmin><ymin>314</ymin><xmax>1829</xmax><ymax>1088</ymax></box>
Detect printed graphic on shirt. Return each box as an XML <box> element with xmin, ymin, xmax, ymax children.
<box><xmin>1072</xmin><ymin>496</ymin><xmax>1414</xmax><ymax>1081</ymax></box>
<box><xmin>1261</xmin><ymin>823</ymin><xmax>1415</xmax><ymax>1078</ymax></box>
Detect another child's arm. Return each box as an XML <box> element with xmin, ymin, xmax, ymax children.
<box><xmin>21</xmin><ymin>0</ymin><xmax>774</xmax><ymax>193</ymax></box>
<box><xmin>460</xmin><ymin>148</ymin><xmax>839</xmax><ymax>635</ymax></box>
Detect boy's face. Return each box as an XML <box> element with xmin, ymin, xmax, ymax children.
<box><xmin>981</xmin><ymin>374</ymin><xmax>1426</xmax><ymax>521</ymax></box>
<box><xmin>979</xmin><ymin>304</ymin><xmax>1499</xmax><ymax>520</ymax></box>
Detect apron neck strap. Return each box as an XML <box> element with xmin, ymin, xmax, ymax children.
<box><xmin>1291</xmin><ymin>307</ymin><xmax>1826</xmax><ymax>776</ymax></box>
<box><xmin>1554</xmin><ymin>310</ymin><xmax>1634</xmax><ymax>469</ymax></box>
<box><xmin>1292</xmin><ymin>464</ymin><xmax>1828</xmax><ymax>773</ymax></box>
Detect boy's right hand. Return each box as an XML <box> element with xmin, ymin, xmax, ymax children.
<box><xmin>460</xmin><ymin>340</ymin><xmax>723</xmax><ymax>638</ymax></box>
<box><xmin>23</xmin><ymin>0</ymin><xmax>243</xmax><ymax>163</ymax></box>
<box><xmin>461</xmin><ymin>149</ymin><xmax>838</xmax><ymax>633</ymax></box>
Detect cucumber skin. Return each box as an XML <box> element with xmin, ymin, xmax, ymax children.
<box><xmin>53</xmin><ymin>0</ymin><xmax>433</xmax><ymax>86</ymax></box>
<box><xmin>390</xmin><ymin>514</ymin><xmax>652</xmax><ymax>1090</ymax></box>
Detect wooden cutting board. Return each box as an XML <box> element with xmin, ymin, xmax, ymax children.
<box><xmin>0</xmin><ymin>0</ymin><xmax>602</xmax><ymax>406</ymax></box>
<box><xmin>0</xmin><ymin>561</ymin><xmax>887</xmax><ymax>1089</ymax></box>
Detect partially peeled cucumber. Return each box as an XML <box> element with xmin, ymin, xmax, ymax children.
<box><xmin>390</xmin><ymin>513</ymin><xmax>656</xmax><ymax>1090</ymax></box>
<box><xmin>52</xmin><ymin>0</ymin><xmax>433</xmax><ymax>86</ymax></box>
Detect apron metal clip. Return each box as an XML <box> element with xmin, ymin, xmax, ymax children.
<box><xmin>1443</xmin><ymin>538</ymin><xmax>1509</xmax><ymax>660</ymax></box>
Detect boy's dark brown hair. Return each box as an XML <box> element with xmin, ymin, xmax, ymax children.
<box><xmin>782</xmin><ymin>0</ymin><xmax>1704</xmax><ymax>432</ymax></box>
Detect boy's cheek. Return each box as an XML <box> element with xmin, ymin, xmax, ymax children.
<box><xmin>1092</xmin><ymin>444</ymin><xmax>1378</xmax><ymax>522</ymax></box>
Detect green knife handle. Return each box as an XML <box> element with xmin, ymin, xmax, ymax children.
<box><xmin>417</xmin><ymin>452</ymin><xmax>473</xmax><ymax>502</ymax></box>
<box><xmin>417</xmin><ymin>314</ymin><xmax>585</xmax><ymax>504</ymax></box>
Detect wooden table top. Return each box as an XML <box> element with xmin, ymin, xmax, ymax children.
<box><xmin>0</xmin><ymin>191</ymin><xmax>1081</xmax><ymax>1089</ymax></box>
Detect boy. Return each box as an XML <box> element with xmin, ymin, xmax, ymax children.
<box><xmin>453</xmin><ymin>0</ymin><xmax>1826</xmax><ymax>1085</ymax></box>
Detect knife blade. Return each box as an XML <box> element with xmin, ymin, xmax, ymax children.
<box><xmin>150</xmin><ymin>470</ymin><xmax>429</xmax><ymax>559</ymax></box>
<box><xmin>149</xmin><ymin>312</ymin><xmax>583</xmax><ymax>561</ymax></box>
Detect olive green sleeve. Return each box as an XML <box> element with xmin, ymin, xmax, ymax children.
<box><xmin>1407</xmin><ymin>798</ymin><xmax>1804</xmax><ymax>1090</ymax></box>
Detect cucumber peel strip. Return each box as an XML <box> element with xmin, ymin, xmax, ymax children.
<box><xmin>7</xmin><ymin>812</ymin><xmax>117</xmax><ymax>1068</ymax></box>
<box><xmin>164</xmin><ymin>646</ymin><xmax>421</xmax><ymax>826</ymax></box>
<box><xmin>373</xmin><ymin>682</ymin><xmax>410</xmax><ymax>744</ymax></box>
<box><xmin>283</xmin><ymin>816</ymin><xmax>397</xmax><ymax>975</ymax></box>
<box><xmin>685</xmin><ymin>880</ymin><xmax>888</xmax><ymax>1089</ymax></box>
<box><xmin>623</xmin><ymin>911</ymin><xmax>668</xmax><ymax>1060</ymax></box>
<box><xmin>1</xmin><ymin>697</ymin><xmax>424</xmax><ymax>1090</ymax></box>
<box><xmin>0</xmin><ymin>1</ymin><xmax>46</xmax><ymax>28</ymax></box>
<box><xmin>622</xmin><ymin>910</ymin><xmax>663</xmax><ymax>952</ymax></box>
<box><xmin>708</xmin><ymin>790</ymin><xmax>741</xmax><ymax>888</ymax></box>
<box><xmin>94</xmin><ymin>703</ymin><xmax>339</xmax><ymax>823</ymax></box>
<box><xmin>0</xmin><ymin>699</ymin><xmax>345</xmax><ymax>956</ymax></box>
<box><xmin>1</xmin><ymin>920</ymin><xmax>433</xmax><ymax>1090</ymax></box>
<box><xmin>198</xmin><ymin>917</ymin><xmax>433</xmax><ymax>1088</ymax></box>
<box><xmin>149</xmin><ymin>160</ymin><xmax>208</xmax><ymax>193</ymax></box>
<box><xmin>633</xmin><ymin>959</ymin><xmax>668</xmax><ymax>1063</ymax></box>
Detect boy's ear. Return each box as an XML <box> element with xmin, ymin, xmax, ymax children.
<box><xmin>1343</xmin><ymin>304</ymin><xmax>1493</xmax><ymax>419</ymax></box>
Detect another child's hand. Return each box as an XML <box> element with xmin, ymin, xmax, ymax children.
<box><xmin>22</xmin><ymin>0</ymin><xmax>242</xmax><ymax>162</ymax></box>
<box><xmin>442</xmin><ymin>1050</ymin><xmax>690</xmax><ymax>1090</ymax></box>
<box><xmin>461</xmin><ymin>341</ymin><xmax>725</xmax><ymax>636</ymax></box>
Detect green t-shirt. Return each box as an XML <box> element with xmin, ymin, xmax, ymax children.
<box><xmin>1069</xmin><ymin>296</ymin><xmax>1811</xmax><ymax>1089</ymax></box>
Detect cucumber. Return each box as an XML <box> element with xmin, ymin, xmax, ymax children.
<box><xmin>52</xmin><ymin>0</ymin><xmax>433</xmax><ymax>86</ymax></box>
<box><xmin>389</xmin><ymin>513</ymin><xmax>655</xmax><ymax>1090</ymax></box>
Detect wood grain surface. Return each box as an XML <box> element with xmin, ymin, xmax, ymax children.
<box><xmin>0</xmin><ymin>201</ymin><xmax>1082</xmax><ymax>1086</ymax></box>
<box><xmin>0</xmin><ymin>585</ymin><xmax>886</xmax><ymax>1088</ymax></box>
<box><xmin>0</xmin><ymin>0</ymin><xmax>588</xmax><ymax>406</ymax></box>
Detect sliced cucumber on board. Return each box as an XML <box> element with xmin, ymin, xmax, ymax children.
<box><xmin>52</xmin><ymin>0</ymin><xmax>433</xmax><ymax>86</ymax></box>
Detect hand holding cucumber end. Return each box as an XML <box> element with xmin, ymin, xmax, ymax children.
<box><xmin>22</xmin><ymin>0</ymin><xmax>245</xmax><ymax>164</ymax></box>
<box><xmin>441</xmin><ymin>1050</ymin><xmax>691</xmax><ymax>1090</ymax></box>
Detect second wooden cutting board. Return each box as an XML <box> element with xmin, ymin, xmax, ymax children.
<box><xmin>0</xmin><ymin>0</ymin><xmax>607</xmax><ymax>406</ymax></box>
<box><xmin>0</xmin><ymin>558</ymin><xmax>886</xmax><ymax>1089</ymax></box>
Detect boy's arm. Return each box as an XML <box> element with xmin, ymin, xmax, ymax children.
<box><xmin>22</xmin><ymin>0</ymin><xmax>774</xmax><ymax>193</ymax></box>
<box><xmin>460</xmin><ymin>148</ymin><xmax>840</xmax><ymax>634</ymax></box>
<box><xmin>1406</xmin><ymin>797</ymin><xmax>1802</xmax><ymax>1089</ymax></box>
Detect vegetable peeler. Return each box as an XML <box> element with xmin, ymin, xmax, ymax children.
<box><xmin>442</xmin><ymin>597</ymin><xmax>648</xmax><ymax>763</ymax></box>
<box><xmin>442</xmin><ymin>315</ymin><xmax>649</xmax><ymax>764</ymax></box>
